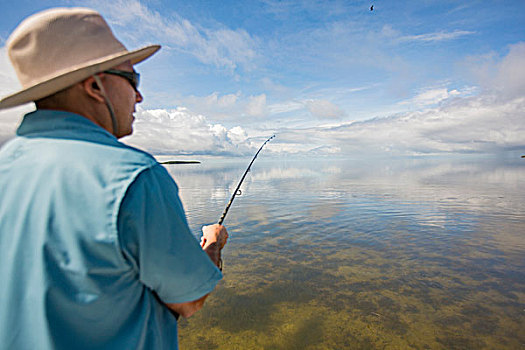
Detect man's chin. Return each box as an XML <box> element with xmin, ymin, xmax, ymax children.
<box><xmin>117</xmin><ymin>127</ymin><xmax>133</xmax><ymax>139</ymax></box>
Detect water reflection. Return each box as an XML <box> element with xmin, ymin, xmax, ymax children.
<box><xmin>161</xmin><ymin>156</ymin><xmax>525</xmax><ymax>349</ymax></box>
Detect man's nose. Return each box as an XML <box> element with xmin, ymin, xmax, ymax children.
<box><xmin>135</xmin><ymin>89</ymin><xmax>143</xmax><ymax>103</ymax></box>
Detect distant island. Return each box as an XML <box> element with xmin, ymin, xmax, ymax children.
<box><xmin>159</xmin><ymin>160</ymin><xmax>201</xmax><ymax>165</ymax></box>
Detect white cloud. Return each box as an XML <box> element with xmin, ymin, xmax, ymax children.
<box><xmin>495</xmin><ymin>43</ymin><xmax>525</xmax><ymax>94</ymax></box>
<box><xmin>304</xmin><ymin>99</ymin><xmax>345</xmax><ymax>119</ymax></box>
<box><xmin>0</xmin><ymin>47</ymin><xmax>19</xmax><ymax>97</ymax></box>
<box><xmin>268</xmin><ymin>100</ymin><xmax>304</xmax><ymax>114</ymax></box>
<box><xmin>228</xmin><ymin>126</ymin><xmax>248</xmax><ymax>144</ymax></box>
<box><xmin>326</xmin><ymin>95</ymin><xmax>525</xmax><ymax>155</ymax></box>
<box><xmin>195</xmin><ymin>92</ymin><xmax>240</xmax><ymax>109</ymax></box>
<box><xmin>398</xmin><ymin>88</ymin><xmax>462</xmax><ymax>107</ymax></box>
<box><xmin>2</xmin><ymin>4</ymin><xmax>523</xmax><ymax>159</ymax></box>
<box><xmin>0</xmin><ymin>105</ymin><xmax>32</xmax><ymax>146</ymax></box>
<box><xmin>270</xmin><ymin>86</ymin><xmax>523</xmax><ymax>156</ymax></box>
<box><xmin>124</xmin><ymin>106</ymin><xmax>253</xmax><ymax>156</ymax></box>
<box><xmin>380</xmin><ymin>25</ymin><xmax>400</xmax><ymax>38</ymax></box>
<box><xmin>266</xmin><ymin>43</ymin><xmax>525</xmax><ymax>156</ymax></box>
<box><xmin>0</xmin><ymin>47</ymin><xmax>34</xmax><ymax>146</ymax></box>
<box><xmin>245</xmin><ymin>94</ymin><xmax>267</xmax><ymax>117</ymax></box>
<box><xmin>181</xmin><ymin>92</ymin><xmax>268</xmax><ymax>120</ymax></box>
<box><xmin>467</xmin><ymin>42</ymin><xmax>525</xmax><ymax>100</ymax></box>
<box><xmin>86</xmin><ymin>0</ymin><xmax>258</xmax><ymax>72</ymax></box>
<box><xmin>397</xmin><ymin>30</ymin><xmax>476</xmax><ymax>43</ymax></box>
<box><xmin>306</xmin><ymin>145</ymin><xmax>342</xmax><ymax>155</ymax></box>
<box><xmin>261</xmin><ymin>77</ymin><xmax>293</xmax><ymax>97</ymax></box>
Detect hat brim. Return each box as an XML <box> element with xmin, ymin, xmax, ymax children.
<box><xmin>0</xmin><ymin>44</ymin><xmax>160</xmax><ymax>110</ymax></box>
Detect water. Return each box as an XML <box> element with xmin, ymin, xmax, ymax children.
<box><xmin>161</xmin><ymin>155</ymin><xmax>525</xmax><ymax>349</ymax></box>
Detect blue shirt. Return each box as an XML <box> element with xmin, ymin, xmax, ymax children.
<box><xmin>0</xmin><ymin>110</ymin><xmax>221</xmax><ymax>349</ymax></box>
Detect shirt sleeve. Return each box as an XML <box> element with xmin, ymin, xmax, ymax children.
<box><xmin>117</xmin><ymin>164</ymin><xmax>222</xmax><ymax>303</ymax></box>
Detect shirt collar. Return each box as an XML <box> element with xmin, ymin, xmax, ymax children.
<box><xmin>17</xmin><ymin>109</ymin><xmax>119</xmax><ymax>145</ymax></box>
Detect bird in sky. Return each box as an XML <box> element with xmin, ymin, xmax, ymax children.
<box><xmin>370</xmin><ymin>5</ymin><xmax>374</xmax><ymax>11</ymax></box>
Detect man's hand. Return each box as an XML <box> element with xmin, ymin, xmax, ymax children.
<box><xmin>200</xmin><ymin>224</ymin><xmax>228</xmax><ymax>249</ymax></box>
<box><xmin>200</xmin><ymin>224</ymin><xmax>228</xmax><ymax>268</ymax></box>
<box><xmin>166</xmin><ymin>225</ymin><xmax>229</xmax><ymax>318</ymax></box>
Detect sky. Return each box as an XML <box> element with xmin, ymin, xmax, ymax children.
<box><xmin>0</xmin><ymin>0</ymin><xmax>524</xmax><ymax>157</ymax></box>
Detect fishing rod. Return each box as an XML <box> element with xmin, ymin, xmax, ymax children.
<box><xmin>218</xmin><ymin>135</ymin><xmax>275</xmax><ymax>225</ymax></box>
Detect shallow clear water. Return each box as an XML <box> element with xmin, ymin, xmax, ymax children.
<box><xmin>162</xmin><ymin>155</ymin><xmax>525</xmax><ymax>349</ymax></box>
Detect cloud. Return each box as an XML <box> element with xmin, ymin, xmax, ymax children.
<box><xmin>326</xmin><ymin>95</ymin><xmax>525</xmax><ymax>155</ymax></box>
<box><xmin>124</xmin><ymin>106</ymin><xmax>255</xmax><ymax>156</ymax></box>
<box><xmin>87</xmin><ymin>0</ymin><xmax>258</xmax><ymax>72</ymax></box>
<box><xmin>181</xmin><ymin>92</ymin><xmax>268</xmax><ymax>120</ymax></box>
<box><xmin>0</xmin><ymin>106</ymin><xmax>32</xmax><ymax>146</ymax></box>
<box><xmin>261</xmin><ymin>77</ymin><xmax>293</xmax><ymax>97</ymax></box>
<box><xmin>466</xmin><ymin>42</ymin><xmax>525</xmax><ymax>100</ymax></box>
<box><xmin>264</xmin><ymin>89</ymin><xmax>523</xmax><ymax>157</ymax></box>
<box><xmin>1</xmin><ymin>3</ymin><xmax>522</xmax><ymax>159</ymax></box>
<box><xmin>296</xmin><ymin>42</ymin><xmax>523</xmax><ymax>156</ymax></box>
<box><xmin>304</xmin><ymin>99</ymin><xmax>345</xmax><ymax>119</ymax></box>
<box><xmin>190</xmin><ymin>91</ymin><xmax>240</xmax><ymax>109</ymax></box>
<box><xmin>397</xmin><ymin>30</ymin><xmax>476</xmax><ymax>43</ymax></box>
<box><xmin>0</xmin><ymin>47</ymin><xmax>19</xmax><ymax>97</ymax></box>
<box><xmin>398</xmin><ymin>88</ymin><xmax>462</xmax><ymax>107</ymax></box>
<box><xmin>268</xmin><ymin>101</ymin><xmax>304</xmax><ymax>114</ymax></box>
<box><xmin>245</xmin><ymin>94</ymin><xmax>267</xmax><ymax>117</ymax></box>
<box><xmin>0</xmin><ymin>47</ymin><xmax>34</xmax><ymax>146</ymax></box>
<box><xmin>264</xmin><ymin>43</ymin><xmax>525</xmax><ymax>156</ymax></box>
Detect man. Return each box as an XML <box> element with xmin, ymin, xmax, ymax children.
<box><xmin>0</xmin><ymin>7</ymin><xmax>228</xmax><ymax>349</ymax></box>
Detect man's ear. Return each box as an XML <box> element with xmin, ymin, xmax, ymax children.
<box><xmin>82</xmin><ymin>75</ymin><xmax>106</xmax><ymax>103</ymax></box>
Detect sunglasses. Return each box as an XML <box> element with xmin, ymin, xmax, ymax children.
<box><xmin>103</xmin><ymin>69</ymin><xmax>140</xmax><ymax>91</ymax></box>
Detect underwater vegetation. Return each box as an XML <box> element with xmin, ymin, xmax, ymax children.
<box><xmin>170</xmin><ymin>156</ymin><xmax>524</xmax><ymax>349</ymax></box>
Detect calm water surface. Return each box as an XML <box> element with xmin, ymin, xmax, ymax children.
<box><xmin>161</xmin><ymin>155</ymin><xmax>525</xmax><ymax>349</ymax></box>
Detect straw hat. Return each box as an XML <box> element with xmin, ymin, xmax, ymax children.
<box><xmin>0</xmin><ymin>7</ymin><xmax>160</xmax><ymax>110</ymax></box>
